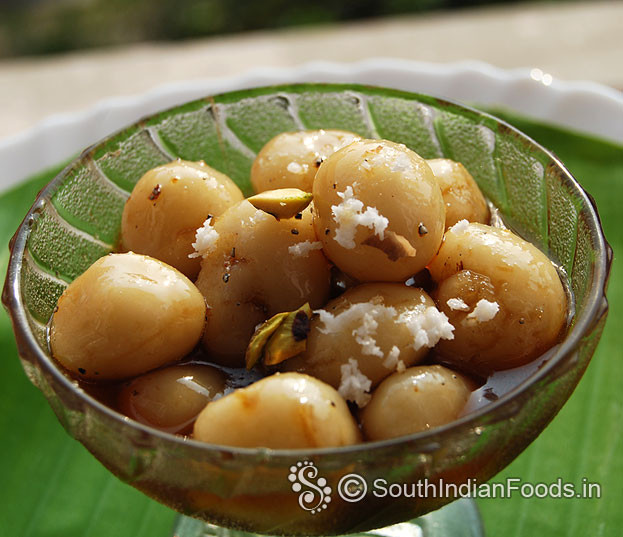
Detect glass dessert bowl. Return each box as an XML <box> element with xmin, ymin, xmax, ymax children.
<box><xmin>2</xmin><ymin>84</ymin><xmax>611</xmax><ymax>536</ymax></box>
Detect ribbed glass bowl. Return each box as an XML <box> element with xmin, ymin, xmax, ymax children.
<box><xmin>2</xmin><ymin>84</ymin><xmax>611</xmax><ymax>536</ymax></box>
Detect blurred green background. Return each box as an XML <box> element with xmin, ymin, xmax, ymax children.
<box><xmin>0</xmin><ymin>0</ymin><xmax>576</xmax><ymax>58</ymax></box>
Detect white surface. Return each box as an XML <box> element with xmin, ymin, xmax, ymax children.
<box><xmin>2</xmin><ymin>0</ymin><xmax>621</xmax><ymax>141</ymax></box>
<box><xmin>0</xmin><ymin>59</ymin><xmax>621</xmax><ymax>194</ymax></box>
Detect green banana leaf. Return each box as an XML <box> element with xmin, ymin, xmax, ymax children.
<box><xmin>0</xmin><ymin>107</ymin><xmax>621</xmax><ymax>537</ymax></box>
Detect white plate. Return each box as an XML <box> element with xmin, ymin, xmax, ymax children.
<box><xmin>1</xmin><ymin>58</ymin><xmax>621</xmax><ymax>194</ymax></box>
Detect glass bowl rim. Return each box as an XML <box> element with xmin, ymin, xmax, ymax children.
<box><xmin>2</xmin><ymin>82</ymin><xmax>612</xmax><ymax>459</ymax></box>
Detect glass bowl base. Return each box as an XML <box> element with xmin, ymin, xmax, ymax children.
<box><xmin>171</xmin><ymin>498</ymin><xmax>484</xmax><ymax>537</ymax></box>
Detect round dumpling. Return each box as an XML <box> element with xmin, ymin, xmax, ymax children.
<box><xmin>121</xmin><ymin>159</ymin><xmax>243</xmax><ymax>279</ymax></box>
<box><xmin>426</xmin><ymin>158</ymin><xmax>489</xmax><ymax>229</ymax></box>
<box><xmin>194</xmin><ymin>199</ymin><xmax>331</xmax><ymax>367</ymax></box>
<box><xmin>284</xmin><ymin>283</ymin><xmax>454</xmax><ymax>405</ymax></box>
<box><xmin>50</xmin><ymin>252</ymin><xmax>206</xmax><ymax>380</ymax></box>
<box><xmin>118</xmin><ymin>364</ymin><xmax>226</xmax><ymax>434</ymax></box>
<box><xmin>428</xmin><ymin>221</ymin><xmax>567</xmax><ymax>375</ymax></box>
<box><xmin>251</xmin><ymin>129</ymin><xmax>360</xmax><ymax>193</ymax></box>
<box><xmin>193</xmin><ymin>372</ymin><xmax>361</xmax><ymax>448</ymax></box>
<box><xmin>360</xmin><ymin>365</ymin><xmax>475</xmax><ymax>441</ymax></box>
<box><xmin>313</xmin><ymin>139</ymin><xmax>445</xmax><ymax>282</ymax></box>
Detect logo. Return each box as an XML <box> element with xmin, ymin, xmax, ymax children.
<box><xmin>337</xmin><ymin>473</ymin><xmax>367</xmax><ymax>502</ymax></box>
<box><xmin>288</xmin><ymin>461</ymin><xmax>332</xmax><ymax>514</ymax></box>
<box><xmin>289</xmin><ymin>468</ymin><xmax>603</xmax><ymax>513</ymax></box>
